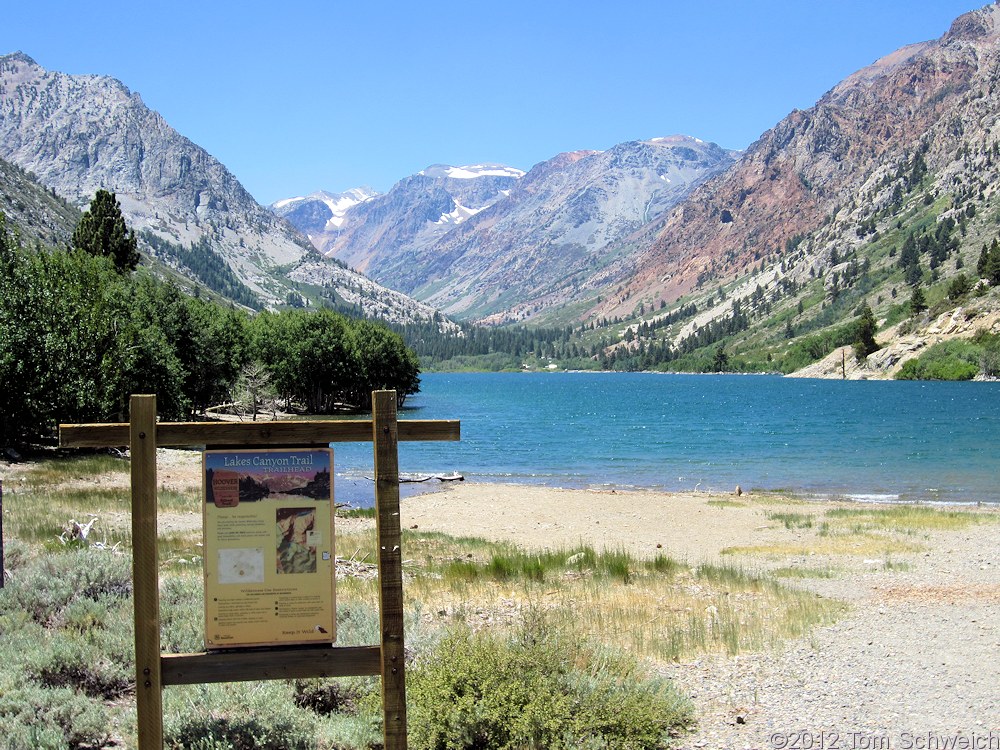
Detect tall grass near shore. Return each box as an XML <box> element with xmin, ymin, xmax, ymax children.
<box><xmin>330</xmin><ymin>528</ymin><xmax>843</xmax><ymax>662</ymax></box>
<box><xmin>724</xmin><ymin>503</ymin><xmax>998</xmax><ymax>558</ymax></box>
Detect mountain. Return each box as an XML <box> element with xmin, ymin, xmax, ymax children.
<box><xmin>0</xmin><ymin>154</ymin><xmax>80</xmax><ymax>247</ymax></box>
<box><xmin>591</xmin><ymin>4</ymin><xmax>1000</xmax><ymax>324</ymax></box>
<box><xmin>0</xmin><ymin>52</ymin><xmax>440</xmax><ymax>325</ymax></box>
<box><xmin>279</xmin><ymin>138</ymin><xmax>735</xmax><ymax>323</ymax></box>
<box><xmin>410</xmin><ymin>137</ymin><xmax>737</xmax><ymax>323</ymax></box>
<box><xmin>271</xmin><ymin>187</ymin><xmax>378</xmax><ymax>239</ymax></box>
<box><xmin>565</xmin><ymin>3</ymin><xmax>1000</xmax><ymax>378</ymax></box>
<box><xmin>298</xmin><ymin>163</ymin><xmax>524</xmax><ymax>275</ymax></box>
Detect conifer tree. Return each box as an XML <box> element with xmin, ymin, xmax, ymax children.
<box><xmin>72</xmin><ymin>190</ymin><xmax>140</xmax><ymax>273</ymax></box>
<box><xmin>853</xmin><ymin>302</ymin><xmax>878</xmax><ymax>362</ymax></box>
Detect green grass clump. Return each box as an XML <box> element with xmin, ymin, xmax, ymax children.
<box><xmin>645</xmin><ymin>553</ymin><xmax>684</xmax><ymax>576</ymax></box>
<box><xmin>767</xmin><ymin>511</ymin><xmax>815</xmax><ymax>530</ymax></box>
<box><xmin>771</xmin><ymin>566</ymin><xmax>837</xmax><ymax>579</ymax></box>
<box><xmin>706</xmin><ymin>499</ymin><xmax>747</xmax><ymax>508</ymax></box>
<box><xmin>824</xmin><ymin>505</ymin><xmax>995</xmax><ymax>533</ymax></box>
<box><xmin>338</xmin><ymin>506</ymin><xmax>376</xmax><ymax>519</ymax></box>
<box><xmin>407</xmin><ymin>612</ymin><xmax>693</xmax><ymax>750</ymax></box>
<box><xmin>430</xmin><ymin>542</ymin><xmax>667</xmax><ymax>586</ymax></box>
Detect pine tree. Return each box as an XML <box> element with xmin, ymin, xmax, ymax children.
<box><xmin>853</xmin><ymin>303</ymin><xmax>878</xmax><ymax>362</ymax></box>
<box><xmin>909</xmin><ymin>286</ymin><xmax>928</xmax><ymax>316</ymax></box>
<box><xmin>72</xmin><ymin>190</ymin><xmax>140</xmax><ymax>273</ymax></box>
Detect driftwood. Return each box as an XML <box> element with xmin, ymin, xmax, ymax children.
<box><xmin>364</xmin><ymin>472</ymin><xmax>464</xmax><ymax>483</ymax></box>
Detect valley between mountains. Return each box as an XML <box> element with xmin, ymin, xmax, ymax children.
<box><xmin>4</xmin><ymin>5</ymin><xmax>1000</xmax><ymax>379</ymax></box>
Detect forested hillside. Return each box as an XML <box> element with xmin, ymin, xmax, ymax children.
<box><xmin>0</xmin><ymin>202</ymin><xmax>420</xmax><ymax>445</ymax></box>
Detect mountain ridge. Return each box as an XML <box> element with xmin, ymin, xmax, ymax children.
<box><xmin>276</xmin><ymin>136</ymin><xmax>737</xmax><ymax>323</ymax></box>
<box><xmin>0</xmin><ymin>52</ymin><xmax>441</xmax><ymax>325</ymax></box>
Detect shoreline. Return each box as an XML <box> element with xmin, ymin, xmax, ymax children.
<box><xmin>4</xmin><ymin>449</ymin><xmax>998</xmax><ymax>745</ymax></box>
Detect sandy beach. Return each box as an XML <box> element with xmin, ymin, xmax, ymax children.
<box><xmin>403</xmin><ymin>483</ymin><xmax>822</xmax><ymax>564</ymax></box>
<box><xmin>402</xmin><ymin>482</ymin><xmax>1000</xmax><ymax>749</ymax></box>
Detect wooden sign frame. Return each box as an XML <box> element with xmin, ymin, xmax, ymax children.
<box><xmin>59</xmin><ymin>391</ymin><xmax>460</xmax><ymax>750</ymax></box>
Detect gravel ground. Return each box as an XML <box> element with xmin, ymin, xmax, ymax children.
<box><xmin>404</xmin><ymin>483</ymin><xmax>1000</xmax><ymax>749</ymax></box>
<box><xmin>664</xmin><ymin>525</ymin><xmax>1000</xmax><ymax>749</ymax></box>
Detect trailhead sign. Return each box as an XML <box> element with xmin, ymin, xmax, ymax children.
<box><xmin>203</xmin><ymin>448</ymin><xmax>336</xmax><ymax>648</ymax></box>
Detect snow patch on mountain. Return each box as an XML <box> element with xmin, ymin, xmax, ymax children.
<box><xmin>420</xmin><ymin>164</ymin><xmax>525</xmax><ymax>180</ymax></box>
<box><xmin>433</xmin><ymin>201</ymin><xmax>484</xmax><ymax>226</ymax></box>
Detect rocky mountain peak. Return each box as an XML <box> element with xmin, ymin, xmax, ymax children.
<box><xmin>1</xmin><ymin>51</ymin><xmax>38</xmax><ymax>68</ymax></box>
<box><xmin>279</xmin><ymin>162</ymin><xmax>523</xmax><ymax>272</ymax></box>
<box><xmin>943</xmin><ymin>2</ymin><xmax>999</xmax><ymax>44</ymax></box>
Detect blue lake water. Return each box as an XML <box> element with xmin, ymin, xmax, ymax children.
<box><xmin>332</xmin><ymin>372</ymin><xmax>1000</xmax><ymax>507</ymax></box>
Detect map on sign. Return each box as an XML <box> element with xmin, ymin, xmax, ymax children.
<box><xmin>217</xmin><ymin>548</ymin><xmax>264</xmax><ymax>584</ymax></box>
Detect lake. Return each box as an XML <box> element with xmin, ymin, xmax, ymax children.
<box><xmin>332</xmin><ymin>372</ymin><xmax>1000</xmax><ymax>506</ymax></box>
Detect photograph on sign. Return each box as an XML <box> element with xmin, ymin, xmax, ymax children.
<box><xmin>202</xmin><ymin>448</ymin><xmax>335</xmax><ymax>649</ymax></box>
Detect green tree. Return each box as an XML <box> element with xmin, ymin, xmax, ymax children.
<box><xmin>0</xmin><ymin>220</ymin><xmax>185</xmax><ymax>442</ymax></box>
<box><xmin>712</xmin><ymin>344</ymin><xmax>729</xmax><ymax>373</ymax></box>
<box><xmin>72</xmin><ymin>190</ymin><xmax>139</xmax><ymax>273</ymax></box>
<box><xmin>947</xmin><ymin>273</ymin><xmax>971</xmax><ymax>301</ymax></box>
<box><xmin>909</xmin><ymin>285</ymin><xmax>928</xmax><ymax>316</ymax></box>
<box><xmin>137</xmin><ymin>280</ymin><xmax>249</xmax><ymax>413</ymax></box>
<box><xmin>853</xmin><ymin>303</ymin><xmax>878</xmax><ymax>362</ymax></box>
<box><xmin>345</xmin><ymin>320</ymin><xmax>421</xmax><ymax>409</ymax></box>
<box><xmin>975</xmin><ymin>239</ymin><xmax>1000</xmax><ymax>284</ymax></box>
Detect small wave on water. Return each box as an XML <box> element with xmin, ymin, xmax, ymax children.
<box><xmin>840</xmin><ymin>493</ymin><xmax>902</xmax><ymax>503</ymax></box>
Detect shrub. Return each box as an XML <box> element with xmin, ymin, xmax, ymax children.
<box><xmin>164</xmin><ymin>683</ymin><xmax>319</xmax><ymax>750</ymax></box>
<box><xmin>165</xmin><ymin>714</ymin><xmax>316</xmax><ymax>750</ymax></box>
<box><xmin>293</xmin><ymin>679</ymin><xmax>362</xmax><ymax>715</ymax></box>
<box><xmin>0</xmin><ymin>684</ymin><xmax>110</xmax><ymax>749</ymax></box>
<box><xmin>25</xmin><ymin>629</ymin><xmax>132</xmax><ymax>700</ymax></box>
<box><xmin>895</xmin><ymin>339</ymin><xmax>981</xmax><ymax>380</ymax></box>
<box><xmin>407</xmin><ymin>614</ymin><xmax>692</xmax><ymax>750</ymax></box>
<box><xmin>0</xmin><ymin>548</ymin><xmax>131</xmax><ymax>625</ymax></box>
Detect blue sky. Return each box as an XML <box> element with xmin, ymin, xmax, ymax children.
<box><xmin>2</xmin><ymin>1</ymin><xmax>985</xmax><ymax>204</ymax></box>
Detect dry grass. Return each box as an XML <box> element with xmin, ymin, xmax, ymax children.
<box><xmin>723</xmin><ymin>503</ymin><xmax>999</xmax><ymax>559</ymax></box>
<box><xmin>823</xmin><ymin>505</ymin><xmax>997</xmax><ymax>534</ymax></box>
<box><xmin>334</xmin><ymin>525</ymin><xmax>842</xmax><ymax>662</ymax></box>
<box><xmin>7</xmin><ymin>455</ymin><xmax>848</xmax><ymax>665</ymax></box>
<box><xmin>722</xmin><ymin>535</ymin><xmax>924</xmax><ymax>558</ymax></box>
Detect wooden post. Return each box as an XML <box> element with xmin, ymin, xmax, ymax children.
<box><xmin>58</xmin><ymin>398</ymin><xmax>458</xmax><ymax>748</ymax></box>
<box><xmin>373</xmin><ymin>390</ymin><xmax>407</xmax><ymax>750</ymax></box>
<box><xmin>0</xmin><ymin>478</ymin><xmax>4</xmax><ymax>588</ymax></box>
<box><xmin>130</xmin><ymin>395</ymin><xmax>163</xmax><ymax>750</ymax></box>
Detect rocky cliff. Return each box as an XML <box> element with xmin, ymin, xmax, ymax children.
<box><xmin>594</xmin><ymin>4</ymin><xmax>1000</xmax><ymax>322</ymax></box>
